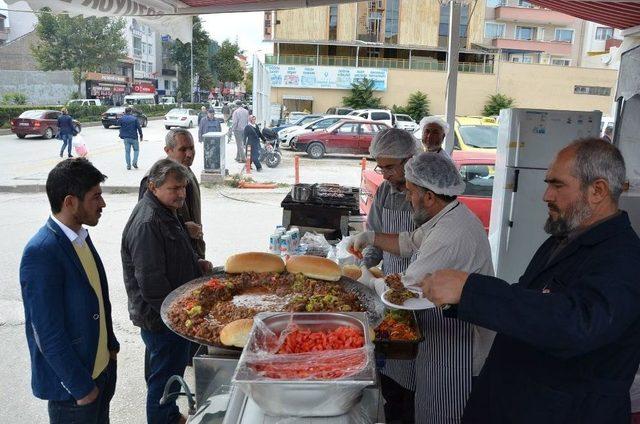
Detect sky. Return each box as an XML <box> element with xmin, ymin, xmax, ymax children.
<box><xmin>200</xmin><ymin>12</ymin><xmax>274</xmax><ymax>61</ymax></box>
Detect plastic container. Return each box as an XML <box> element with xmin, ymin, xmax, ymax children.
<box><xmin>373</xmin><ymin>310</ymin><xmax>424</xmax><ymax>360</ymax></box>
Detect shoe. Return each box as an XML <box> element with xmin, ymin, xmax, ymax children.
<box><xmin>68</xmin><ymin>154</ymin><xmax>73</xmax><ymax>158</ymax></box>
<box><xmin>133</xmin><ymin>164</ymin><xmax>138</xmax><ymax>169</ymax></box>
<box><xmin>59</xmin><ymin>153</ymin><xmax>63</xmax><ymax>158</ymax></box>
<box><xmin>256</xmin><ymin>168</ymin><xmax>263</xmax><ymax>172</ymax></box>
<box><xmin>127</xmin><ymin>165</ymin><xmax>131</xmax><ymax>170</ymax></box>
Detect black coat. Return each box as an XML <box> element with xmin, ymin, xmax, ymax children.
<box><xmin>454</xmin><ymin>212</ymin><xmax>640</xmax><ymax>424</ymax></box>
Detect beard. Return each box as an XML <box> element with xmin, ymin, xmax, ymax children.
<box><xmin>413</xmin><ymin>206</ymin><xmax>431</xmax><ymax>227</ymax></box>
<box><xmin>544</xmin><ymin>193</ymin><xmax>592</xmax><ymax>237</ymax></box>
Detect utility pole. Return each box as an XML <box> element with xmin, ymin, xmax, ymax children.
<box><xmin>190</xmin><ymin>36</ymin><xmax>194</xmax><ymax>103</ymax></box>
<box><xmin>444</xmin><ymin>0</ymin><xmax>461</xmax><ymax>154</ymax></box>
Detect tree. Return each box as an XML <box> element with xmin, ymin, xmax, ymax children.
<box><xmin>483</xmin><ymin>93</ymin><xmax>515</xmax><ymax>117</ymax></box>
<box><xmin>391</xmin><ymin>104</ymin><xmax>408</xmax><ymax>115</ymax></box>
<box><xmin>244</xmin><ymin>68</ymin><xmax>253</xmax><ymax>95</ymax></box>
<box><xmin>170</xmin><ymin>16</ymin><xmax>214</xmax><ymax>101</ymax></box>
<box><xmin>342</xmin><ymin>78</ymin><xmax>383</xmax><ymax>109</ymax></box>
<box><xmin>32</xmin><ymin>9</ymin><xmax>127</xmax><ymax>97</ymax></box>
<box><xmin>405</xmin><ymin>91</ymin><xmax>430</xmax><ymax>122</ymax></box>
<box><xmin>211</xmin><ymin>40</ymin><xmax>245</xmax><ymax>85</ymax></box>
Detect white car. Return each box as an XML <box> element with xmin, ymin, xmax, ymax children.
<box><xmin>67</xmin><ymin>99</ymin><xmax>102</xmax><ymax>107</ymax></box>
<box><xmin>287</xmin><ymin>111</ymin><xmax>309</xmax><ymax>124</ymax></box>
<box><xmin>164</xmin><ymin>108</ymin><xmax>199</xmax><ymax>129</ymax></box>
<box><xmin>279</xmin><ymin>115</ymin><xmax>350</xmax><ymax>148</ymax></box>
<box><xmin>395</xmin><ymin>114</ymin><xmax>419</xmax><ymax>132</ymax></box>
<box><xmin>347</xmin><ymin>109</ymin><xmax>395</xmax><ymax>127</ymax></box>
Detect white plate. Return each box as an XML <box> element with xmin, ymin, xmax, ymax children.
<box><xmin>381</xmin><ymin>289</ymin><xmax>435</xmax><ymax>310</ymax></box>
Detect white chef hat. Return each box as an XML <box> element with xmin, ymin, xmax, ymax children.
<box><xmin>404</xmin><ymin>152</ymin><xmax>465</xmax><ymax>196</ymax></box>
<box><xmin>419</xmin><ymin>116</ymin><xmax>450</xmax><ymax>136</ymax></box>
<box><xmin>369</xmin><ymin>128</ymin><xmax>421</xmax><ymax>159</ymax></box>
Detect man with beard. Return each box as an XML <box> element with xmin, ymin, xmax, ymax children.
<box><xmin>122</xmin><ymin>159</ymin><xmax>212</xmax><ymax>424</ymax></box>
<box><xmin>419</xmin><ymin>116</ymin><xmax>451</xmax><ymax>159</ymax></box>
<box><xmin>422</xmin><ymin>139</ymin><xmax>640</xmax><ymax>424</ymax></box>
<box><xmin>20</xmin><ymin>159</ymin><xmax>119</xmax><ymax>423</ymax></box>
<box><xmin>350</xmin><ymin>152</ymin><xmax>494</xmax><ymax>423</ymax></box>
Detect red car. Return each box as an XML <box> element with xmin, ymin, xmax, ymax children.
<box><xmin>11</xmin><ymin>110</ymin><xmax>81</xmax><ymax>140</ymax></box>
<box><xmin>293</xmin><ymin>119</ymin><xmax>390</xmax><ymax>159</ymax></box>
<box><xmin>360</xmin><ymin>150</ymin><xmax>495</xmax><ymax>231</ymax></box>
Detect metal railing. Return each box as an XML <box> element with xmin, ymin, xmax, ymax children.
<box><xmin>265</xmin><ymin>54</ymin><xmax>494</xmax><ymax>73</ymax></box>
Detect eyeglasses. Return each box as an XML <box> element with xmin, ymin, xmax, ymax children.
<box><xmin>373</xmin><ymin>158</ymin><xmax>409</xmax><ymax>175</ymax></box>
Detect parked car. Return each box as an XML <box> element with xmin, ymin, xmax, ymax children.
<box><xmin>11</xmin><ymin>110</ymin><xmax>81</xmax><ymax>139</ymax></box>
<box><xmin>159</xmin><ymin>96</ymin><xmax>176</xmax><ymax>105</ymax></box>
<box><xmin>286</xmin><ymin>111</ymin><xmax>309</xmax><ymax>124</ymax></box>
<box><xmin>394</xmin><ymin>114</ymin><xmax>419</xmax><ymax>132</ymax></box>
<box><xmin>293</xmin><ymin>119</ymin><xmax>390</xmax><ymax>159</ymax></box>
<box><xmin>164</xmin><ymin>108</ymin><xmax>199</xmax><ymax>129</ymax></box>
<box><xmin>412</xmin><ymin>116</ymin><xmax>499</xmax><ymax>151</ymax></box>
<box><xmin>124</xmin><ymin>94</ymin><xmax>156</xmax><ymax>105</ymax></box>
<box><xmin>278</xmin><ymin>115</ymin><xmax>352</xmax><ymax>148</ymax></box>
<box><xmin>347</xmin><ymin>109</ymin><xmax>396</xmax><ymax>128</ymax></box>
<box><xmin>271</xmin><ymin>114</ymin><xmax>323</xmax><ymax>134</ymax></box>
<box><xmin>101</xmin><ymin>107</ymin><xmax>148</xmax><ymax>129</ymax></box>
<box><xmin>67</xmin><ymin>99</ymin><xmax>102</xmax><ymax>107</ymax></box>
<box><xmin>326</xmin><ymin>106</ymin><xmax>354</xmax><ymax>115</ymax></box>
<box><xmin>360</xmin><ymin>150</ymin><xmax>496</xmax><ymax>231</ymax></box>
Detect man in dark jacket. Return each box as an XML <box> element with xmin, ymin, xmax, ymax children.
<box><xmin>20</xmin><ymin>158</ymin><xmax>119</xmax><ymax>424</ymax></box>
<box><xmin>423</xmin><ymin>138</ymin><xmax>640</xmax><ymax>424</ymax></box>
<box><xmin>122</xmin><ymin>159</ymin><xmax>212</xmax><ymax>424</ymax></box>
<box><xmin>117</xmin><ymin>107</ymin><xmax>143</xmax><ymax>170</ymax></box>
<box><xmin>197</xmin><ymin>108</ymin><xmax>222</xmax><ymax>143</ymax></box>
<box><xmin>244</xmin><ymin>115</ymin><xmax>266</xmax><ymax>171</ymax></box>
<box><xmin>57</xmin><ymin>107</ymin><xmax>75</xmax><ymax>158</ymax></box>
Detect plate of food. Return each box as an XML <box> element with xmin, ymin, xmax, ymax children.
<box><xmin>161</xmin><ymin>252</ymin><xmax>385</xmax><ymax>349</ymax></box>
<box><xmin>380</xmin><ymin>274</ymin><xmax>435</xmax><ymax>310</ymax></box>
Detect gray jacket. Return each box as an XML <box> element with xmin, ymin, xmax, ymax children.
<box><xmin>121</xmin><ymin>191</ymin><xmax>201</xmax><ymax>331</ymax></box>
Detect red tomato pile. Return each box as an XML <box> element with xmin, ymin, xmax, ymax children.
<box><xmin>277</xmin><ymin>326</ymin><xmax>364</xmax><ymax>354</ymax></box>
<box><xmin>205</xmin><ymin>278</ymin><xmax>223</xmax><ymax>288</ymax></box>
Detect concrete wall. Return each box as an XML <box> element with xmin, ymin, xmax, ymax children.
<box><xmin>275</xmin><ymin>7</ymin><xmax>329</xmax><ymax>41</ymax></box>
<box><xmin>0</xmin><ymin>70</ymin><xmax>78</xmax><ymax>105</ymax></box>
<box><xmin>271</xmin><ymin>62</ymin><xmax>617</xmax><ymax>116</ymax></box>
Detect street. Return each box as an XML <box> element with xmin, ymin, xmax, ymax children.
<box><xmin>0</xmin><ymin>120</ymin><xmax>368</xmax><ymax>423</ymax></box>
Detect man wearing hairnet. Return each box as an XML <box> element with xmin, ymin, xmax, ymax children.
<box><xmin>419</xmin><ymin>116</ymin><xmax>451</xmax><ymax>159</ymax></box>
<box><xmin>349</xmin><ymin>152</ymin><xmax>494</xmax><ymax>423</ymax></box>
<box><xmin>362</xmin><ymin>128</ymin><xmax>420</xmax><ymax>422</ymax></box>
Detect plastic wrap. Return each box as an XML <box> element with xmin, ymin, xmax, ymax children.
<box><xmin>299</xmin><ymin>231</ymin><xmax>331</xmax><ymax>257</ymax></box>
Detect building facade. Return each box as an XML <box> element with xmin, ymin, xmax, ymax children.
<box><xmin>157</xmin><ymin>34</ymin><xmax>179</xmax><ymax>98</ymax></box>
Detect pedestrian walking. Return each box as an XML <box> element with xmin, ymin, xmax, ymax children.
<box><xmin>244</xmin><ymin>115</ymin><xmax>266</xmax><ymax>172</ymax></box>
<box><xmin>117</xmin><ymin>107</ymin><xmax>143</xmax><ymax>170</ymax></box>
<box><xmin>231</xmin><ymin>100</ymin><xmax>249</xmax><ymax>162</ymax></box>
<box><xmin>57</xmin><ymin>107</ymin><xmax>75</xmax><ymax>158</ymax></box>
<box><xmin>197</xmin><ymin>106</ymin><xmax>207</xmax><ymax>125</ymax></box>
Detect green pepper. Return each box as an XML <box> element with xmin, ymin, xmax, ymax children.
<box><xmin>186</xmin><ymin>305</ymin><xmax>202</xmax><ymax>317</ymax></box>
<box><xmin>305</xmin><ymin>303</ymin><xmax>314</xmax><ymax>312</ymax></box>
<box><xmin>185</xmin><ymin>319</ymin><xmax>193</xmax><ymax>328</ymax></box>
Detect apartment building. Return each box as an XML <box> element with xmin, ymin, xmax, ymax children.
<box><xmin>580</xmin><ymin>21</ymin><xmax>623</xmax><ymax>69</ymax></box>
<box><xmin>157</xmin><ymin>34</ymin><xmax>179</xmax><ymax>98</ymax></box>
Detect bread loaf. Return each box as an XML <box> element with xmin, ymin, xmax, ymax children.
<box><xmin>286</xmin><ymin>255</ymin><xmax>342</xmax><ymax>281</ymax></box>
<box><xmin>224</xmin><ymin>252</ymin><xmax>285</xmax><ymax>274</ymax></box>
<box><xmin>219</xmin><ymin>318</ymin><xmax>254</xmax><ymax>347</ymax></box>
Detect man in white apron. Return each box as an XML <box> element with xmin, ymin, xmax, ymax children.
<box><xmin>352</xmin><ymin>153</ymin><xmax>495</xmax><ymax>423</ymax></box>
<box><xmin>362</xmin><ymin>128</ymin><xmax>420</xmax><ymax>422</ymax></box>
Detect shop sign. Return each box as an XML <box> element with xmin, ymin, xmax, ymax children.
<box><xmin>85</xmin><ymin>72</ymin><xmax>128</xmax><ymax>84</ymax></box>
<box><xmin>133</xmin><ymin>84</ymin><xmax>156</xmax><ymax>94</ymax></box>
<box><xmin>267</xmin><ymin>65</ymin><xmax>387</xmax><ymax>91</ymax></box>
<box><xmin>90</xmin><ymin>83</ymin><xmax>126</xmax><ymax>96</ymax></box>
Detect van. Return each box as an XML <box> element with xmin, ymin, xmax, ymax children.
<box><xmin>347</xmin><ymin>109</ymin><xmax>395</xmax><ymax>127</ymax></box>
<box><xmin>67</xmin><ymin>99</ymin><xmax>102</xmax><ymax>107</ymax></box>
<box><xmin>326</xmin><ymin>107</ymin><xmax>353</xmax><ymax>115</ymax></box>
<box><xmin>124</xmin><ymin>94</ymin><xmax>156</xmax><ymax>105</ymax></box>
<box><xmin>160</xmin><ymin>96</ymin><xmax>176</xmax><ymax>105</ymax></box>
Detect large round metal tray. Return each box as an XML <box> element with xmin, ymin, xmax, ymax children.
<box><xmin>160</xmin><ymin>267</ymin><xmax>385</xmax><ymax>348</ymax></box>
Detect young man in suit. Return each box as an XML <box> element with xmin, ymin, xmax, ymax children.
<box><xmin>20</xmin><ymin>158</ymin><xmax>119</xmax><ymax>424</ymax></box>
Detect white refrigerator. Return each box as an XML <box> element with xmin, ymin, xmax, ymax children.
<box><xmin>489</xmin><ymin>108</ymin><xmax>602</xmax><ymax>284</ymax></box>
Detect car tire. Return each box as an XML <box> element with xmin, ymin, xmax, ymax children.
<box><xmin>43</xmin><ymin>128</ymin><xmax>54</xmax><ymax>139</ymax></box>
<box><xmin>103</xmin><ymin>124</ymin><xmax>110</xmax><ymax>129</ymax></box>
<box><xmin>141</xmin><ymin>118</ymin><xmax>148</xmax><ymax>128</ymax></box>
<box><xmin>165</xmin><ymin>126</ymin><xmax>171</xmax><ymax>130</ymax></box>
<box><xmin>307</xmin><ymin>142</ymin><xmax>325</xmax><ymax>159</ymax></box>
<box><xmin>17</xmin><ymin>134</ymin><xmax>26</xmax><ymax>139</ymax></box>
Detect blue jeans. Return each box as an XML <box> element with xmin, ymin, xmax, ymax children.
<box><xmin>141</xmin><ymin>327</ymin><xmax>190</xmax><ymax>424</ymax></box>
<box><xmin>123</xmin><ymin>138</ymin><xmax>139</xmax><ymax>167</ymax></box>
<box><xmin>48</xmin><ymin>358</ymin><xmax>117</xmax><ymax>424</ymax></box>
<box><xmin>60</xmin><ymin>133</ymin><xmax>72</xmax><ymax>157</ymax></box>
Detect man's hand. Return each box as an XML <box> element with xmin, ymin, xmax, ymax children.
<box><xmin>347</xmin><ymin>231</ymin><xmax>375</xmax><ymax>259</ymax></box>
<box><xmin>77</xmin><ymin>386</ymin><xmax>99</xmax><ymax>406</ymax></box>
<box><xmin>185</xmin><ymin>222</ymin><xmax>203</xmax><ymax>240</ymax></box>
<box><xmin>109</xmin><ymin>350</ymin><xmax>118</xmax><ymax>361</ymax></box>
<box><xmin>198</xmin><ymin>259</ymin><xmax>213</xmax><ymax>275</ymax></box>
<box><xmin>422</xmin><ymin>269</ymin><xmax>469</xmax><ymax>307</ymax></box>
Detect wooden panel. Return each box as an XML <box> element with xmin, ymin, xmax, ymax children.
<box><xmin>275</xmin><ymin>7</ymin><xmax>329</xmax><ymax>40</ymax></box>
<box><xmin>398</xmin><ymin>0</ymin><xmax>440</xmax><ymax>47</ymax></box>
<box><xmin>337</xmin><ymin>3</ymin><xmax>358</xmax><ymax>41</ymax></box>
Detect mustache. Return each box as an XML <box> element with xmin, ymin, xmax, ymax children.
<box><xmin>547</xmin><ymin>203</ymin><xmax>560</xmax><ymax>213</ymax></box>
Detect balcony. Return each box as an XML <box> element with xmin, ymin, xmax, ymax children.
<box><xmin>265</xmin><ymin>54</ymin><xmax>494</xmax><ymax>73</ymax></box>
<box><xmin>492</xmin><ymin>38</ymin><xmax>572</xmax><ymax>55</ymax></box>
<box><xmin>495</xmin><ymin>6</ymin><xmax>576</xmax><ymax>26</ymax></box>
<box><xmin>161</xmin><ymin>68</ymin><xmax>177</xmax><ymax>76</ymax></box>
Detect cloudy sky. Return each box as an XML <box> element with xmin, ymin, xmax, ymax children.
<box><xmin>200</xmin><ymin>12</ymin><xmax>274</xmax><ymax>61</ymax></box>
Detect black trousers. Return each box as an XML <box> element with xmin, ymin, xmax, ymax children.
<box><xmin>380</xmin><ymin>373</ymin><xmax>416</xmax><ymax>423</ymax></box>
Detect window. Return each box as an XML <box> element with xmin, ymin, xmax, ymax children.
<box><xmin>486</xmin><ymin>0</ymin><xmax>504</xmax><ymax>6</ymax></box>
<box><xmin>385</xmin><ymin>0</ymin><xmax>399</xmax><ymax>44</ymax></box>
<box><xmin>165</xmin><ymin>80</ymin><xmax>171</xmax><ymax>90</ymax></box>
<box><xmin>555</xmin><ymin>28</ymin><xmax>574</xmax><ymax>43</ymax></box>
<box><xmin>595</xmin><ymin>27</ymin><xmax>613</xmax><ymax>41</ymax></box>
<box><xmin>133</xmin><ymin>37</ymin><xmax>142</xmax><ymax>56</ymax></box>
<box><xmin>485</xmin><ymin>22</ymin><xmax>505</xmax><ymax>39</ymax></box>
<box><xmin>329</xmin><ymin>5</ymin><xmax>338</xmax><ymax>41</ymax></box>
<box><xmin>522</xmin><ymin>56</ymin><xmax>533</xmax><ymax>64</ymax></box>
<box><xmin>458</xmin><ymin>125</ymin><xmax>499</xmax><ymax>148</ymax></box>
<box><xmin>360</xmin><ymin>123</ymin><xmax>377</xmax><ymax>134</ymax></box>
<box><xmin>516</xmin><ymin>26</ymin><xmax>535</xmax><ymax>40</ymax></box>
<box><xmin>551</xmin><ymin>58</ymin><xmax>571</xmax><ymax>66</ymax></box>
<box><xmin>574</xmin><ymin>85</ymin><xmax>612</xmax><ymax>96</ymax></box>
<box><xmin>439</xmin><ymin>3</ymin><xmax>469</xmax><ymax>37</ymax></box>
<box><xmin>134</xmin><ymin>60</ymin><xmax>141</xmax><ymax>71</ymax></box>
<box><xmin>518</xmin><ymin>0</ymin><xmax>533</xmax><ymax>7</ymax></box>
<box><xmin>371</xmin><ymin>111</ymin><xmax>390</xmax><ymax>121</ymax></box>
<box><xmin>337</xmin><ymin>123</ymin><xmax>358</xmax><ymax>133</ymax></box>
<box><xmin>460</xmin><ymin>165</ymin><xmax>494</xmax><ymax>197</ymax></box>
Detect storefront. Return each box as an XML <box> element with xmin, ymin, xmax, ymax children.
<box><xmin>84</xmin><ymin>72</ymin><xmax>129</xmax><ymax>106</ymax></box>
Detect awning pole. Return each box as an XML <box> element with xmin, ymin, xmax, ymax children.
<box><xmin>444</xmin><ymin>0</ymin><xmax>461</xmax><ymax>154</ymax></box>
<box><xmin>190</xmin><ymin>26</ymin><xmax>194</xmax><ymax>103</ymax></box>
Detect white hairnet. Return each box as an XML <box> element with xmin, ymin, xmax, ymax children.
<box><xmin>404</xmin><ymin>152</ymin><xmax>465</xmax><ymax>196</ymax></box>
<box><xmin>419</xmin><ymin>116</ymin><xmax>450</xmax><ymax>136</ymax></box>
<box><xmin>369</xmin><ymin>128</ymin><xmax>421</xmax><ymax>159</ymax></box>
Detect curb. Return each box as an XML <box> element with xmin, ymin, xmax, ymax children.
<box><xmin>0</xmin><ymin>184</ymin><xmax>141</xmax><ymax>194</ymax></box>
<box><xmin>0</xmin><ymin>116</ymin><xmax>165</xmax><ymax>136</ymax></box>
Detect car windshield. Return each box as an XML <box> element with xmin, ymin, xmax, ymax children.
<box><xmin>296</xmin><ymin>116</ymin><xmax>320</xmax><ymax>125</ymax></box>
<box><xmin>311</xmin><ymin>118</ymin><xmax>339</xmax><ymax>129</ymax></box>
<box><xmin>106</xmin><ymin>107</ymin><xmax>125</xmax><ymax>113</ymax></box>
<box><xmin>397</xmin><ymin>115</ymin><xmax>411</xmax><ymax>121</ymax></box>
<box><xmin>19</xmin><ymin>110</ymin><xmax>46</xmax><ymax>118</ymax></box>
<box><xmin>168</xmin><ymin>109</ymin><xmax>189</xmax><ymax>115</ymax></box>
<box><xmin>458</xmin><ymin>125</ymin><xmax>499</xmax><ymax>149</ymax></box>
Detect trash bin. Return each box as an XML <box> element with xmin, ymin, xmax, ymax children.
<box><xmin>201</xmin><ymin>131</ymin><xmax>227</xmax><ymax>183</ymax></box>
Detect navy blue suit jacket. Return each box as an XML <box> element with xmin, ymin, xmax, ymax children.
<box><xmin>19</xmin><ymin>218</ymin><xmax>119</xmax><ymax>401</ymax></box>
<box><xmin>117</xmin><ymin>113</ymin><xmax>142</xmax><ymax>140</ymax></box>
<box><xmin>455</xmin><ymin>212</ymin><xmax>640</xmax><ymax>423</ymax></box>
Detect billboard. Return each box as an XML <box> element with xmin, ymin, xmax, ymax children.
<box><xmin>267</xmin><ymin>65</ymin><xmax>388</xmax><ymax>91</ymax></box>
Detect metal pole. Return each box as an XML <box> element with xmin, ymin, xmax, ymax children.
<box><xmin>190</xmin><ymin>22</ymin><xmax>194</xmax><ymax>103</ymax></box>
<box><xmin>356</xmin><ymin>45</ymin><xmax>360</xmax><ymax>67</ymax></box>
<box><xmin>409</xmin><ymin>49</ymin><xmax>412</xmax><ymax>69</ymax></box>
<box><xmin>316</xmin><ymin>44</ymin><xmax>320</xmax><ymax>66</ymax></box>
<box><xmin>444</xmin><ymin>0</ymin><xmax>461</xmax><ymax>154</ymax></box>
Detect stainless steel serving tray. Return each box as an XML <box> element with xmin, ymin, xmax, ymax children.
<box><xmin>160</xmin><ymin>267</ymin><xmax>385</xmax><ymax>348</ymax></box>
